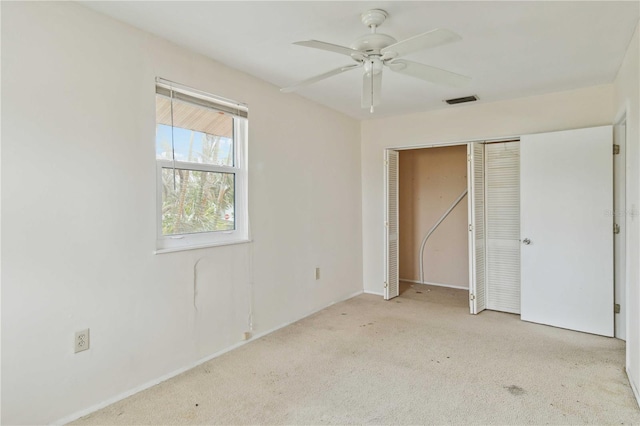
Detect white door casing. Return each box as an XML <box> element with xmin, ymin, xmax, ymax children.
<box><xmin>614</xmin><ymin>121</ymin><xmax>626</xmax><ymax>340</ymax></box>
<box><xmin>520</xmin><ymin>126</ymin><xmax>613</xmax><ymax>337</ymax></box>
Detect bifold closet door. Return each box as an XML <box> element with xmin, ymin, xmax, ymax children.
<box><xmin>467</xmin><ymin>143</ymin><xmax>486</xmax><ymax>314</ymax></box>
<box><xmin>520</xmin><ymin>126</ymin><xmax>613</xmax><ymax>337</ymax></box>
<box><xmin>485</xmin><ymin>142</ymin><xmax>521</xmax><ymax>314</ymax></box>
<box><xmin>384</xmin><ymin>150</ymin><xmax>399</xmax><ymax>300</ymax></box>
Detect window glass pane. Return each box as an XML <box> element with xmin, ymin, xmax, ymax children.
<box><xmin>156</xmin><ymin>96</ymin><xmax>234</xmax><ymax>166</ymax></box>
<box><xmin>161</xmin><ymin>168</ymin><xmax>235</xmax><ymax>235</ymax></box>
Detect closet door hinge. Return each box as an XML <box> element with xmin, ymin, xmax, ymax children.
<box><xmin>614</xmin><ymin>223</ymin><xmax>620</xmax><ymax>234</ymax></box>
<box><xmin>613</xmin><ymin>144</ymin><xmax>620</xmax><ymax>155</ymax></box>
<box><xmin>384</xmin><ymin>160</ymin><xmax>389</xmax><ymax>165</ymax></box>
<box><xmin>467</xmin><ymin>154</ymin><xmax>471</xmax><ymax>162</ymax></box>
<box><xmin>469</xmin><ymin>294</ymin><xmax>476</xmax><ymax>300</ymax></box>
<box><xmin>468</xmin><ymin>224</ymin><xmax>473</xmax><ymax>232</ymax></box>
<box><xmin>384</xmin><ymin>282</ymin><xmax>388</xmax><ymax>289</ymax></box>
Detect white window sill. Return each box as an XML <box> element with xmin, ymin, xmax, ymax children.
<box><xmin>154</xmin><ymin>239</ymin><xmax>252</xmax><ymax>255</ymax></box>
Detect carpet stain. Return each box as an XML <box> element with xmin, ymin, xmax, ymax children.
<box><xmin>505</xmin><ymin>385</ymin><xmax>525</xmax><ymax>396</ymax></box>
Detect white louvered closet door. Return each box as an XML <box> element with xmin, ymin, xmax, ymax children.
<box><xmin>485</xmin><ymin>142</ymin><xmax>521</xmax><ymax>314</ymax></box>
<box><xmin>468</xmin><ymin>143</ymin><xmax>486</xmax><ymax>314</ymax></box>
<box><xmin>384</xmin><ymin>150</ymin><xmax>399</xmax><ymax>300</ymax></box>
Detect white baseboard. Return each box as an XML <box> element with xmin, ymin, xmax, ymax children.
<box><xmin>364</xmin><ymin>290</ymin><xmax>384</xmax><ymax>296</ymax></box>
<box><xmin>400</xmin><ymin>278</ymin><xmax>468</xmax><ymax>291</ymax></box>
<box><xmin>627</xmin><ymin>367</ymin><xmax>640</xmax><ymax>409</ymax></box>
<box><xmin>53</xmin><ymin>289</ymin><xmax>363</xmax><ymax>425</ymax></box>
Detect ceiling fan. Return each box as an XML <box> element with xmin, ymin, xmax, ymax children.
<box><xmin>280</xmin><ymin>9</ymin><xmax>471</xmax><ymax>113</ymax></box>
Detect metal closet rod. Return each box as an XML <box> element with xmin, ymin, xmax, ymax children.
<box><xmin>418</xmin><ymin>189</ymin><xmax>468</xmax><ymax>285</ymax></box>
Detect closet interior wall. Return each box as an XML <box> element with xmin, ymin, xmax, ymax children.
<box><xmin>398</xmin><ymin>146</ymin><xmax>469</xmax><ymax>289</ymax></box>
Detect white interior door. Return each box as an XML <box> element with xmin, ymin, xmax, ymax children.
<box><xmin>384</xmin><ymin>149</ymin><xmax>399</xmax><ymax>300</ymax></box>
<box><xmin>521</xmin><ymin>126</ymin><xmax>613</xmax><ymax>336</ymax></box>
<box><xmin>485</xmin><ymin>142</ymin><xmax>521</xmax><ymax>314</ymax></box>
<box><xmin>468</xmin><ymin>143</ymin><xmax>486</xmax><ymax>314</ymax></box>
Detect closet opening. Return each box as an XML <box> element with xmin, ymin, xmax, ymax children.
<box><xmin>390</xmin><ymin>140</ymin><xmax>521</xmax><ymax>316</ymax></box>
<box><xmin>397</xmin><ymin>145</ymin><xmax>470</xmax><ymax>304</ymax></box>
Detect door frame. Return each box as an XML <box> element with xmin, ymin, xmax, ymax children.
<box><xmin>614</xmin><ymin>115</ymin><xmax>628</xmax><ymax>340</ymax></box>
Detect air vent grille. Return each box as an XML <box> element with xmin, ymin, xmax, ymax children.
<box><xmin>445</xmin><ymin>95</ymin><xmax>478</xmax><ymax>105</ymax></box>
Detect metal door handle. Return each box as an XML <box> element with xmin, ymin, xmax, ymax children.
<box><xmin>523</xmin><ymin>238</ymin><xmax>531</xmax><ymax>245</ymax></box>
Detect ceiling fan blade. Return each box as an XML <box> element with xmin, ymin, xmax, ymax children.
<box><xmin>388</xmin><ymin>59</ymin><xmax>471</xmax><ymax>88</ymax></box>
<box><xmin>280</xmin><ymin>64</ymin><xmax>361</xmax><ymax>93</ymax></box>
<box><xmin>381</xmin><ymin>29</ymin><xmax>461</xmax><ymax>60</ymax></box>
<box><xmin>294</xmin><ymin>40</ymin><xmax>360</xmax><ymax>57</ymax></box>
<box><xmin>362</xmin><ymin>71</ymin><xmax>382</xmax><ymax>111</ymax></box>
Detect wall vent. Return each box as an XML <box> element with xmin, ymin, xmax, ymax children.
<box><xmin>445</xmin><ymin>95</ymin><xmax>478</xmax><ymax>105</ymax></box>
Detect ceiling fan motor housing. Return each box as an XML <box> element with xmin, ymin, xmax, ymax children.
<box><xmin>350</xmin><ymin>33</ymin><xmax>397</xmax><ymax>54</ymax></box>
<box><xmin>351</xmin><ymin>9</ymin><xmax>396</xmax><ymax>55</ymax></box>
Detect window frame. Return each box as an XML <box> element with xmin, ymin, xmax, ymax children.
<box><xmin>154</xmin><ymin>80</ymin><xmax>249</xmax><ymax>254</ymax></box>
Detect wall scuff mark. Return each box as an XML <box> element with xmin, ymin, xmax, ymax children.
<box><xmin>193</xmin><ymin>257</ymin><xmax>204</xmax><ymax>311</ymax></box>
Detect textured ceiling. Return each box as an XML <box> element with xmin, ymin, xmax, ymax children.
<box><xmin>82</xmin><ymin>1</ymin><xmax>639</xmax><ymax>120</ymax></box>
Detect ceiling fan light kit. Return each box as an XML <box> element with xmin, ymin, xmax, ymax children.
<box><xmin>281</xmin><ymin>9</ymin><xmax>471</xmax><ymax>113</ymax></box>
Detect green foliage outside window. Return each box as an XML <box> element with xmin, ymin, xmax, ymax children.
<box><xmin>158</xmin><ymin>130</ymin><xmax>235</xmax><ymax>235</ymax></box>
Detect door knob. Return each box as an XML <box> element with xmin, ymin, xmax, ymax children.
<box><xmin>523</xmin><ymin>238</ymin><xmax>531</xmax><ymax>245</ymax></box>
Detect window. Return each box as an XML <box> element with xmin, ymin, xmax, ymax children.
<box><xmin>155</xmin><ymin>78</ymin><xmax>248</xmax><ymax>252</ymax></box>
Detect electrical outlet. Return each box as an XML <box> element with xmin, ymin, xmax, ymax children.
<box><xmin>315</xmin><ymin>267</ymin><xmax>320</xmax><ymax>280</ymax></box>
<box><xmin>75</xmin><ymin>329</ymin><xmax>90</xmax><ymax>353</ymax></box>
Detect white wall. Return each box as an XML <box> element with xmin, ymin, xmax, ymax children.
<box><xmin>362</xmin><ymin>84</ymin><xmax>613</xmax><ymax>295</ymax></box>
<box><xmin>0</xmin><ymin>3</ymin><xmax>362</xmax><ymax>424</ymax></box>
<box><xmin>614</xmin><ymin>20</ymin><xmax>640</xmax><ymax>402</ymax></box>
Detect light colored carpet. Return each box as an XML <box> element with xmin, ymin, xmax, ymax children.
<box><xmin>73</xmin><ymin>283</ymin><xmax>640</xmax><ymax>425</ymax></box>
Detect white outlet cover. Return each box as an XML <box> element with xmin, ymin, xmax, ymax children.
<box><xmin>75</xmin><ymin>329</ymin><xmax>90</xmax><ymax>353</ymax></box>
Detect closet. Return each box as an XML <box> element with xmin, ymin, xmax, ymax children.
<box><xmin>393</xmin><ymin>143</ymin><xmax>520</xmax><ymax>315</ymax></box>
<box><xmin>385</xmin><ymin>125</ymin><xmax>614</xmax><ymax>337</ymax></box>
